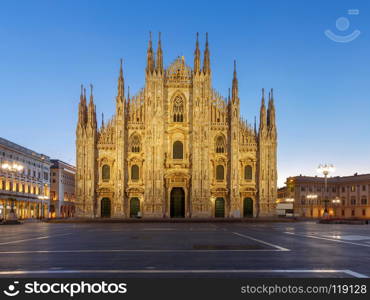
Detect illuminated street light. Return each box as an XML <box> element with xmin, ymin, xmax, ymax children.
<box><xmin>317</xmin><ymin>163</ymin><xmax>335</xmax><ymax>216</ymax></box>
<box><xmin>332</xmin><ymin>198</ymin><xmax>341</xmax><ymax>204</ymax></box>
<box><xmin>285</xmin><ymin>198</ymin><xmax>295</xmax><ymax>203</ymax></box>
<box><xmin>317</xmin><ymin>164</ymin><xmax>335</xmax><ymax>177</ymax></box>
<box><xmin>1</xmin><ymin>162</ymin><xmax>24</xmax><ymax>172</ymax></box>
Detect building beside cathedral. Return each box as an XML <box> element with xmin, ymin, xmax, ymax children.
<box><xmin>75</xmin><ymin>33</ymin><xmax>277</xmax><ymax>218</ymax></box>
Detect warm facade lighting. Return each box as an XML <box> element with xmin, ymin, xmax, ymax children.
<box><xmin>1</xmin><ymin>162</ymin><xmax>24</xmax><ymax>172</ymax></box>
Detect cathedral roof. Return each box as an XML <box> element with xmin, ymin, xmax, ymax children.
<box><xmin>165</xmin><ymin>56</ymin><xmax>192</xmax><ymax>82</ymax></box>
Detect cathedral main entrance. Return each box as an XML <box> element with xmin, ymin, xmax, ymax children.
<box><xmin>170</xmin><ymin>187</ymin><xmax>185</xmax><ymax>218</ymax></box>
<box><xmin>243</xmin><ymin>198</ymin><xmax>253</xmax><ymax>217</ymax></box>
<box><xmin>101</xmin><ymin>198</ymin><xmax>111</xmax><ymax>218</ymax></box>
<box><xmin>130</xmin><ymin>197</ymin><xmax>140</xmax><ymax>218</ymax></box>
<box><xmin>215</xmin><ymin>197</ymin><xmax>225</xmax><ymax>218</ymax></box>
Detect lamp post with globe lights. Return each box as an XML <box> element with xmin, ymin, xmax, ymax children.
<box><xmin>317</xmin><ymin>164</ymin><xmax>335</xmax><ymax>217</ymax></box>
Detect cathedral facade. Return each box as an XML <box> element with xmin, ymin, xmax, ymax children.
<box><xmin>75</xmin><ymin>33</ymin><xmax>277</xmax><ymax>218</ymax></box>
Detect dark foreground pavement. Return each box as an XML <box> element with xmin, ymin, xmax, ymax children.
<box><xmin>0</xmin><ymin>221</ymin><xmax>369</xmax><ymax>278</ymax></box>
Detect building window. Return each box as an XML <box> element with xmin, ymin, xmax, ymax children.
<box><xmin>215</xmin><ymin>135</ymin><xmax>225</xmax><ymax>153</ymax></box>
<box><xmin>131</xmin><ymin>165</ymin><xmax>139</xmax><ymax>180</ymax></box>
<box><xmin>341</xmin><ymin>187</ymin><xmax>345</xmax><ymax>193</ymax></box>
<box><xmin>130</xmin><ymin>135</ymin><xmax>141</xmax><ymax>153</ymax></box>
<box><xmin>362</xmin><ymin>209</ymin><xmax>366</xmax><ymax>216</ymax></box>
<box><xmin>244</xmin><ymin>165</ymin><xmax>252</xmax><ymax>180</ymax></box>
<box><xmin>351</xmin><ymin>209</ymin><xmax>355</xmax><ymax>216</ymax></box>
<box><xmin>362</xmin><ymin>185</ymin><xmax>366</xmax><ymax>191</ymax></box>
<box><xmin>351</xmin><ymin>197</ymin><xmax>356</xmax><ymax>205</ymax></box>
<box><xmin>102</xmin><ymin>165</ymin><xmax>110</xmax><ymax>182</ymax></box>
<box><xmin>216</xmin><ymin>165</ymin><xmax>224</xmax><ymax>181</ymax></box>
<box><xmin>173</xmin><ymin>141</ymin><xmax>183</xmax><ymax>159</ymax></box>
<box><xmin>301</xmin><ymin>186</ymin><xmax>305</xmax><ymax>192</ymax></box>
<box><xmin>301</xmin><ymin>196</ymin><xmax>305</xmax><ymax>205</ymax></box>
<box><xmin>342</xmin><ymin>210</ymin><xmax>345</xmax><ymax>216</ymax></box>
<box><xmin>351</xmin><ymin>185</ymin><xmax>355</xmax><ymax>192</ymax></box>
<box><xmin>44</xmin><ymin>172</ymin><xmax>49</xmax><ymax>180</ymax></box>
<box><xmin>173</xmin><ymin>96</ymin><xmax>184</xmax><ymax>122</ymax></box>
<box><xmin>361</xmin><ymin>196</ymin><xmax>367</xmax><ymax>205</ymax></box>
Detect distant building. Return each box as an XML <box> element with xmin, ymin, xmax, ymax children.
<box><xmin>50</xmin><ymin>160</ymin><xmax>76</xmax><ymax>218</ymax></box>
<box><xmin>285</xmin><ymin>174</ymin><xmax>370</xmax><ymax>219</ymax></box>
<box><xmin>0</xmin><ymin>137</ymin><xmax>51</xmax><ymax>219</ymax></box>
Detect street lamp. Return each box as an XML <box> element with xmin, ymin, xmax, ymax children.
<box><xmin>1</xmin><ymin>162</ymin><xmax>24</xmax><ymax>172</ymax></box>
<box><xmin>317</xmin><ymin>164</ymin><xmax>335</xmax><ymax>216</ymax></box>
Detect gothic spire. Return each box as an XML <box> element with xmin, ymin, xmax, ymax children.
<box><xmin>78</xmin><ymin>84</ymin><xmax>87</xmax><ymax>127</ymax></box>
<box><xmin>117</xmin><ymin>58</ymin><xmax>124</xmax><ymax>101</ymax></box>
<box><xmin>268</xmin><ymin>88</ymin><xmax>276</xmax><ymax>131</ymax></box>
<box><xmin>156</xmin><ymin>32</ymin><xmax>163</xmax><ymax>73</ymax></box>
<box><xmin>89</xmin><ymin>84</ymin><xmax>94</xmax><ymax>106</ymax></box>
<box><xmin>202</xmin><ymin>32</ymin><xmax>210</xmax><ymax>74</ymax></box>
<box><xmin>127</xmin><ymin>86</ymin><xmax>130</xmax><ymax>109</ymax></box>
<box><xmin>146</xmin><ymin>31</ymin><xmax>155</xmax><ymax>73</ymax></box>
<box><xmin>194</xmin><ymin>32</ymin><xmax>201</xmax><ymax>73</ymax></box>
<box><xmin>232</xmin><ymin>60</ymin><xmax>238</xmax><ymax>103</ymax></box>
<box><xmin>83</xmin><ymin>87</ymin><xmax>87</xmax><ymax>103</ymax></box>
<box><xmin>87</xmin><ymin>84</ymin><xmax>97</xmax><ymax>128</ymax></box>
<box><xmin>254</xmin><ymin>116</ymin><xmax>257</xmax><ymax>135</ymax></box>
<box><xmin>101</xmin><ymin>112</ymin><xmax>105</xmax><ymax>128</ymax></box>
<box><xmin>259</xmin><ymin>88</ymin><xmax>267</xmax><ymax>132</ymax></box>
<box><xmin>80</xmin><ymin>84</ymin><xmax>84</xmax><ymax>105</ymax></box>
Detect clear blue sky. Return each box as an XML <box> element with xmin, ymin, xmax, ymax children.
<box><xmin>1</xmin><ymin>0</ymin><xmax>369</xmax><ymax>186</ymax></box>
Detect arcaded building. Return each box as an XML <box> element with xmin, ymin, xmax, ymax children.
<box><xmin>0</xmin><ymin>137</ymin><xmax>51</xmax><ymax>219</ymax></box>
<box><xmin>75</xmin><ymin>34</ymin><xmax>277</xmax><ymax>218</ymax></box>
<box><xmin>50</xmin><ymin>159</ymin><xmax>76</xmax><ymax>218</ymax></box>
<box><xmin>285</xmin><ymin>174</ymin><xmax>370</xmax><ymax>218</ymax></box>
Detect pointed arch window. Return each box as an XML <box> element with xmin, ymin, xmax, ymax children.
<box><xmin>130</xmin><ymin>135</ymin><xmax>141</xmax><ymax>153</ymax></box>
<box><xmin>244</xmin><ymin>165</ymin><xmax>252</xmax><ymax>180</ymax></box>
<box><xmin>102</xmin><ymin>165</ymin><xmax>110</xmax><ymax>182</ymax></box>
<box><xmin>173</xmin><ymin>141</ymin><xmax>183</xmax><ymax>159</ymax></box>
<box><xmin>173</xmin><ymin>96</ymin><xmax>184</xmax><ymax>122</ymax></box>
<box><xmin>131</xmin><ymin>165</ymin><xmax>139</xmax><ymax>181</ymax></box>
<box><xmin>216</xmin><ymin>165</ymin><xmax>224</xmax><ymax>181</ymax></box>
<box><xmin>215</xmin><ymin>135</ymin><xmax>225</xmax><ymax>153</ymax></box>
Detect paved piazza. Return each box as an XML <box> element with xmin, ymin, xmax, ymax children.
<box><xmin>0</xmin><ymin>221</ymin><xmax>369</xmax><ymax>278</ymax></box>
